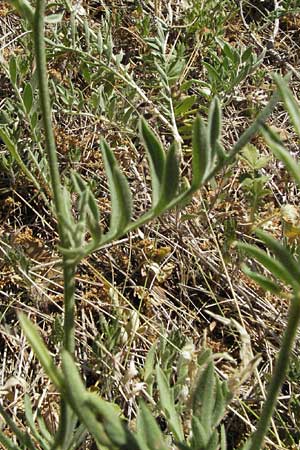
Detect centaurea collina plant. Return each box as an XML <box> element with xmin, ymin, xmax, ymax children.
<box><xmin>0</xmin><ymin>1</ymin><xmax>296</xmax><ymax>449</ymax></box>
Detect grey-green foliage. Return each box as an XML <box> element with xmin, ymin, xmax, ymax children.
<box><xmin>239</xmin><ymin>144</ymin><xmax>271</xmax><ymax>223</ymax></box>
<box><xmin>0</xmin><ymin>1</ymin><xmax>287</xmax><ymax>449</ymax></box>
<box><xmin>237</xmin><ymin>76</ymin><xmax>300</xmax><ymax>450</ymax></box>
<box><xmin>202</xmin><ymin>38</ymin><xmax>265</xmax><ymax>100</ymax></box>
<box><xmin>14</xmin><ymin>314</ymin><xmax>231</xmax><ymax>450</ymax></box>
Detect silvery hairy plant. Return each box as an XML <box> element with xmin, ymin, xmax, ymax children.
<box><xmin>0</xmin><ymin>1</ymin><xmax>285</xmax><ymax>449</ymax></box>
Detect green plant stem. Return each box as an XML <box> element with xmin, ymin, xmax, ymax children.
<box><xmin>34</xmin><ymin>0</ymin><xmax>76</xmax><ymax>356</ymax></box>
<box><xmin>33</xmin><ymin>1</ymin><xmax>77</xmax><ymax>447</ymax></box>
<box><xmin>249</xmin><ymin>292</ymin><xmax>300</xmax><ymax>450</ymax></box>
<box><xmin>63</xmin><ymin>262</ymin><xmax>76</xmax><ymax>353</ymax></box>
<box><xmin>33</xmin><ymin>1</ymin><xmax>63</xmax><ymax>222</ymax></box>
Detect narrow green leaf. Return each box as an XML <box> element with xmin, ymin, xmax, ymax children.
<box><xmin>67</xmin><ymin>423</ymin><xmax>89</xmax><ymax>450</ymax></box>
<box><xmin>9</xmin><ymin>57</ymin><xmax>17</xmax><ymax>85</ymax></box>
<box><xmin>198</xmin><ymin>348</ymin><xmax>212</xmax><ymax>366</ymax></box>
<box><xmin>242</xmin><ymin>264</ymin><xmax>282</xmax><ymax>294</ymax></box>
<box><xmin>61</xmin><ymin>351</ymin><xmax>112</xmax><ymax>448</ymax></box>
<box><xmin>84</xmin><ymin>394</ymin><xmax>130</xmax><ymax>448</ymax></box>
<box><xmin>61</xmin><ymin>350</ymin><xmax>86</xmax><ymax>399</ymax></box>
<box><xmin>191</xmin><ymin>116</ymin><xmax>210</xmax><ymax>189</ymax></box>
<box><xmin>220</xmin><ymin>424</ymin><xmax>227</xmax><ymax>450</ymax></box>
<box><xmin>174</xmin><ymin>95</ymin><xmax>197</xmax><ymax>117</ymax></box>
<box><xmin>206</xmin><ymin>430</ymin><xmax>219</xmax><ymax>450</ymax></box>
<box><xmin>10</xmin><ymin>0</ymin><xmax>34</xmax><ymax>24</ymax></box>
<box><xmin>137</xmin><ymin>401</ymin><xmax>166</xmax><ymax>450</ymax></box>
<box><xmin>0</xmin><ymin>430</ymin><xmax>21</xmax><ymax>450</ymax></box>
<box><xmin>143</xmin><ymin>342</ymin><xmax>156</xmax><ymax>383</ymax></box>
<box><xmin>208</xmin><ymin>97</ymin><xmax>222</xmax><ymax>153</ymax></box>
<box><xmin>0</xmin><ymin>403</ymin><xmax>35</xmax><ymax>450</ymax></box>
<box><xmin>23</xmin><ymin>82</ymin><xmax>33</xmax><ymax>114</ymax></box>
<box><xmin>215</xmin><ymin>141</ymin><xmax>227</xmax><ymax>164</ymax></box>
<box><xmin>101</xmin><ymin>140</ymin><xmax>132</xmax><ymax>234</ymax></box>
<box><xmin>77</xmin><ymin>188</ymin><xmax>89</xmax><ymax>223</ymax></box>
<box><xmin>85</xmin><ymin>393</ymin><xmax>140</xmax><ymax>450</ymax></box>
<box><xmin>176</xmin><ymin>444</ymin><xmax>190</xmax><ymax>450</ymax></box>
<box><xmin>0</xmin><ymin>128</ymin><xmax>41</xmax><ymax>190</ymax></box>
<box><xmin>223</xmin><ymin>83</ymin><xmax>283</xmax><ymax>169</ymax></box>
<box><xmin>157</xmin><ymin>143</ymin><xmax>180</xmax><ymax>210</ymax></box>
<box><xmin>71</xmin><ymin>172</ymin><xmax>86</xmax><ymax>193</ymax></box>
<box><xmin>203</xmin><ymin>62</ymin><xmax>221</xmax><ymax>82</ymax></box>
<box><xmin>156</xmin><ymin>366</ymin><xmax>184</xmax><ymax>442</ymax></box>
<box><xmin>237</xmin><ymin>243</ymin><xmax>297</xmax><ymax>288</ymax></box>
<box><xmin>36</xmin><ymin>415</ymin><xmax>53</xmax><ymax>444</ymax></box>
<box><xmin>87</xmin><ymin>191</ymin><xmax>100</xmax><ymax>224</ymax></box>
<box><xmin>24</xmin><ymin>395</ymin><xmax>51</xmax><ymax>450</ymax></box>
<box><xmin>18</xmin><ymin>314</ymin><xmax>63</xmax><ymax>389</ymax></box>
<box><xmin>240</xmin><ymin>439</ymin><xmax>252</xmax><ymax>450</ymax></box>
<box><xmin>273</xmin><ymin>74</ymin><xmax>300</xmax><ymax>136</ymax></box>
<box><xmin>45</xmin><ymin>12</ymin><xmax>64</xmax><ymax>23</ymax></box>
<box><xmin>193</xmin><ymin>361</ymin><xmax>215</xmax><ymax>432</ymax></box>
<box><xmin>191</xmin><ymin>416</ymin><xmax>208</xmax><ymax>448</ymax></box>
<box><xmin>255</xmin><ymin>229</ymin><xmax>300</xmax><ymax>286</ymax></box>
<box><xmin>261</xmin><ymin>125</ymin><xmax>300</xmax><ymax>188</ymax></box>
<box><xmin>212</xmin><ymin>377</ymin><xmax>229</xmax><ymax>427</ymax></box>
<box><xmin>87</xmin><ymin>192</ymin><xmax>102</xmax><ymax>241</ymax></box>
<box><xmin>140</xmin><ymin>118</ymin><xmax>166</xmax><ymax>206</ymax></box>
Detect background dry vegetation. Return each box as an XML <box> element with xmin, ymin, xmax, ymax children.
<box><xmin>0</xmin><ymin>0</ymin><xmax>300</xmax><ymax>448</ymax></box>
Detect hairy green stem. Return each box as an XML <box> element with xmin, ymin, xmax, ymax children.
<box><xmin>33</xmin><ymin>1</ymin><xmax>62</xmax><ymax>220</ymax></box>
<box><xmin>33</xmin><ymin>1</ymin><xmax>77</xmax><ymax>447</ymax></box>
<box><xmin>63</xmin><ymin>262</ymin><xmax>76</xmax><ymax>353</ymax></box>
<box><xmin>34</xmin><ymin>0</ymin><xmax>76</xmax><ymax>355</ymax></box>
<box><xmin>249</xmin><ymin>292</ymin><xmax>300</xmax><ymax>450</ymax></box>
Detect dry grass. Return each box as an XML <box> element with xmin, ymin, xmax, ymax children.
<box><xmin>1</xmin><ymin>0</ymin><xmax>300</xmax><ymax>448</ymax></box>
